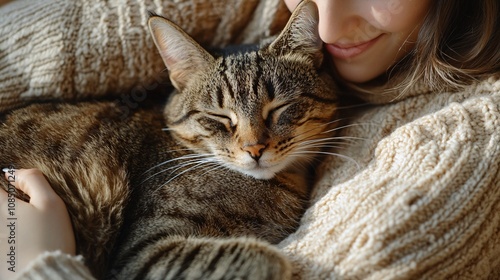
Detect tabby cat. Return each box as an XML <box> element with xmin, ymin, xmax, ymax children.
<box><xmin>0</xmin><ymin>1</ymin><xmax>337</xmax><ymax>279</ymax></box>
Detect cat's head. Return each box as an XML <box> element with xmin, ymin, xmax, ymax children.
<box><xmin>148</xmin><ymin>0</ymin><xmax>338</xmax><ymax>180</ymax></box>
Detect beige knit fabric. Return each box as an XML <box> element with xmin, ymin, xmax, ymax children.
<box><xmin>278</xmin><ymin>76</ymin><xmax>500</xmax><ymax>279</ymax></box>
<box><xmin>17</xmin><ymin>251</ymin><xmax>94</xmax><ymax>280</ymax></box>
<box><xmin>2</xmin><ymin>0</ymin><xmax>500</xmax><ymax>279</ymax></box>
<box><xmin>0</xmin><ymin>0</ymin><xmax>289</xmax><ymax>112</ymax></box>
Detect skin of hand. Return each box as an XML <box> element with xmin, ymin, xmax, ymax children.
<box><xmin>0</xmin><ymin>168</ymin><xmax>75</xmax><ymax>278</ymax></box>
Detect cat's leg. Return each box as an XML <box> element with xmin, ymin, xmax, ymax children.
<box><xmin>109</xmin><ymin>235</ymin><xmax>292</xmax><ymax>280</ymax></box>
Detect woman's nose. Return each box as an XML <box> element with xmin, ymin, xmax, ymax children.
<box><xmin>313</xmin><ymin>0</ymin><xmax>363</xmax><ymax>44</ymax></box>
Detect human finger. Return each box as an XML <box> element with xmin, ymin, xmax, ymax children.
<box><xmin>3</xmin><ymin>168</ymin><xmax>60</xmax><ymax>209</ymax></box>
<box><xmin>0</xmin><ymin>170</ymin><xmax>16</xmax><ymax>210</ymax></box>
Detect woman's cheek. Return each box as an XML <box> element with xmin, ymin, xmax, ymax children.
<box><xmin>367</xmin><ymin>0</ymin><xmax>430</xmax><ymax>32</ymax></box>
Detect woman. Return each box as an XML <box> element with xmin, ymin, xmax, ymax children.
<box><xmin>1</xmin><ymin>0</ymin><xmax>498</xmax><ymax>278</ymax></box>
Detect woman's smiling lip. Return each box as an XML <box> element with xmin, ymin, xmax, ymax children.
<box><xmin>326</xmin><ymin>34</ymin><xmax>384</xmax><ymax>60</ymax></box>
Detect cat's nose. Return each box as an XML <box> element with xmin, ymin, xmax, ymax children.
<box><xmin>242</xmin><ymin>144</ymin><xmax>267</xmax><ymax>161</ymax></box>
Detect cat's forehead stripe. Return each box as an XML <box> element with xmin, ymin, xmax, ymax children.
<box><xmin>211</xmin><ymin>50</ymin><xmax>328</xmax><ymax>119</ymax></box>
<box><xmin>252</xmin><ymin>51</ymin><xmax>262</xmax><ymax>103</ymax></box>
<box><xmin>220</xmin><ymin>51</ymin><xmax>270</xmax><ymax>107</ymax></box>
<box><xmin>215</xmin><ymin>87</ymin><xmax>224</xmax><ymax>108</ymax></box>
<box><xmin>265</xmin><ymin>79</ymin><xmax>275</xmax><ymax>101</ymax></box>
<box><xmin>221</xmin><ymin>70</ymin><xmax>235</xmax><ymax>100</ymax></box>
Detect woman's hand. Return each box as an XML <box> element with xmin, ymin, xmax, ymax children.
<box><xmin>0</xmin><ymin>168</ymin><xmax>75</xmax><ymax>278</ymax></box>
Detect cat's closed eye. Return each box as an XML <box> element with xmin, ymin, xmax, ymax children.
<box><xmin>263</xmin><ymin>102</ymin><xmax>292</xmax><ymax>127</ymax></box>
<box><xmin>201</xmin><ymin>112</ymin><xmax>237</xmax><ymax>133</ymax></box>
<box><xmin>197</xmin><ymin>116</ymin><xmax>228</xmax><ymax>132</ymax></box>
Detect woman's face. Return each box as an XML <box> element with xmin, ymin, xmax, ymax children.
<box><xmin>284</xmin><ymin>0</ymin><xmax>431</xmax><ymax>83</ymax></box>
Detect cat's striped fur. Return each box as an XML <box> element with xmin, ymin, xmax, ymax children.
<box><xmin>0</xmin><ymin>1</ymin><xmax>337</xmax><ymax>279</ymax></box>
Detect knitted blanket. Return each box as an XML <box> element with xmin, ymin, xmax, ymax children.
<box><xmin>0</xmin><ymin>0</ymin><xmax>289</xmax><ymax>112</ymax></box>
<box><xmin>1</xmin><ymin>0</ymin><xmax>499</xmax><ymax>279</ymax></box>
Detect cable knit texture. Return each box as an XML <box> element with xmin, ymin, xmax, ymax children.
<box><xmin>278</xmin><ymin>77</ymin><xmax>500</xmax><ymax>279</ymax></box>
<box><xmin>1</xmin><ymin>0</ymin><xmax>499</xmax><ymax>279</ymax></box>
<box><xmin>16</xmin><ymin>251</ymin><xmax>93</xmax><ymax>280</ymax></box>
<box><xmin>0</xmin><ymin>0</ymin><xmax>289</xmax><ymax>112</ymax></box>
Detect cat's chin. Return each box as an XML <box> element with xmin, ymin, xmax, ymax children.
<box><xmin>230</xmin><ymin>159</ymin><xmax>291</xmax><ymax>180</ymax></box>
<box><xmin>236</xmin><ymin>166</ymin><xmax>283</xmax><ymax>180</ymax></box>
<box><xmin>243</xmin><ymin>170</ymin><xmax>276</xmax><ymax>180</ymax></box>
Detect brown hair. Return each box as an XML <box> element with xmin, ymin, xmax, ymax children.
<box><xmin>348</xmin><ymin>0</ymin><xmax>499</xmax><ymax>102</ymax></box>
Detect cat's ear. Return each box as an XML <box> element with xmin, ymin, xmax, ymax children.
<box><xmin>148</xmin><ymin>16</ymin><xmax>215</xmax><ymax>90</ymax></box>
<box><xmin>267</xmin><ymin>0</ymin><xmax>323</xmax><ymax>67</ymax></box>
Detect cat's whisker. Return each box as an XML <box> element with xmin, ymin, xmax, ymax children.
<box><xmin>169</xmin><ymin>158</ymin><xmax>211</xmax><ymax>171</ymax></box>
<box><xmin>161</xmin><ymin>127</ymin><xmax>175</xmax><ymax>131</ymax></box>
<box><xmin>275</xmin><ymin>134</ymin><xmax>356</xmax><ymax>162</ymax></box>
<box><xmin>159</xmin><ymin>157</ymin><xmax>216</xmax><ymax>175</ymax></box>
<box><xmin>293</xmin><ymin>139</ymin><xmax>351</xmax><ymax>153</ymax></box>
<box><xmin>155</xmin><ymin>160</ymin><xmax>217</xmax><ymax>193</ymax></box>
<box><xmin>143</xmin><ymin>153</ymin><xmax>214</xmax><ymax>176</ymax></box>
<box><xmin>296</xmin><ymin>144</ymin><xmax>349</xmax><ymax>150</ymax></box>
<box><xmin>176</xmin><ymin>162</ymin><xmax>221</xmax><ymax>179</ymax></box>
<box><xmin>294</xmin><ymin>123</ymin><xmax>368</xmax><ymax>145</ymax></box>
<box><xmin>312</xmin><ymin>140</ymin><xmax>357</xmax><ymax>147</ymax></box>
<box><xmin>142</xmin><ymin>155</ymin><xmax>216</xmax><ymax>183</ymax></box>
<box><xmin>197</xmin><ymin>162</ymin><xmax>221</xmax><ymax>172</ymax></box>
<box><xmin>198</xmin><ymin>163</ymin><xmax>229</xmax><ymax>177</ymax></box>
<box><xmin>291</xmin><ymin>122</ymin><xmax>371</xmax><ymax>146</ymax></box>
<box><xmin>290</xmin><ymin>118</ymin><xmax>344</xmax><ymax>141</ymax></box>
<box><xmin>319</xmin><ymin>122</ymin><xmax>373</xmax><ymax>135</ymax></box>
<box><xmin>297</xmin><ymin>136</ymin><xmax>365</xmax><ymax>148</ymax></box>
<box><xmin>290</xmin><ymin>151</ymin><xmax>361</xmax><ymax>169</ymax></box>
<box><xmin>321</xmin><ymin>118</ymin><xmax>349</xmax><ymax>127</ymax></box>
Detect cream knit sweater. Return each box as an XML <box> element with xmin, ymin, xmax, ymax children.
<box><xmin>279</xmin><ymin>76</ymin><xmax>500</xmax><ymax>279</ymax></box>
<box><xmin>1</xmin><ymin>0</ymin><xmax>499</xmax><ymax>279</ymax></box>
